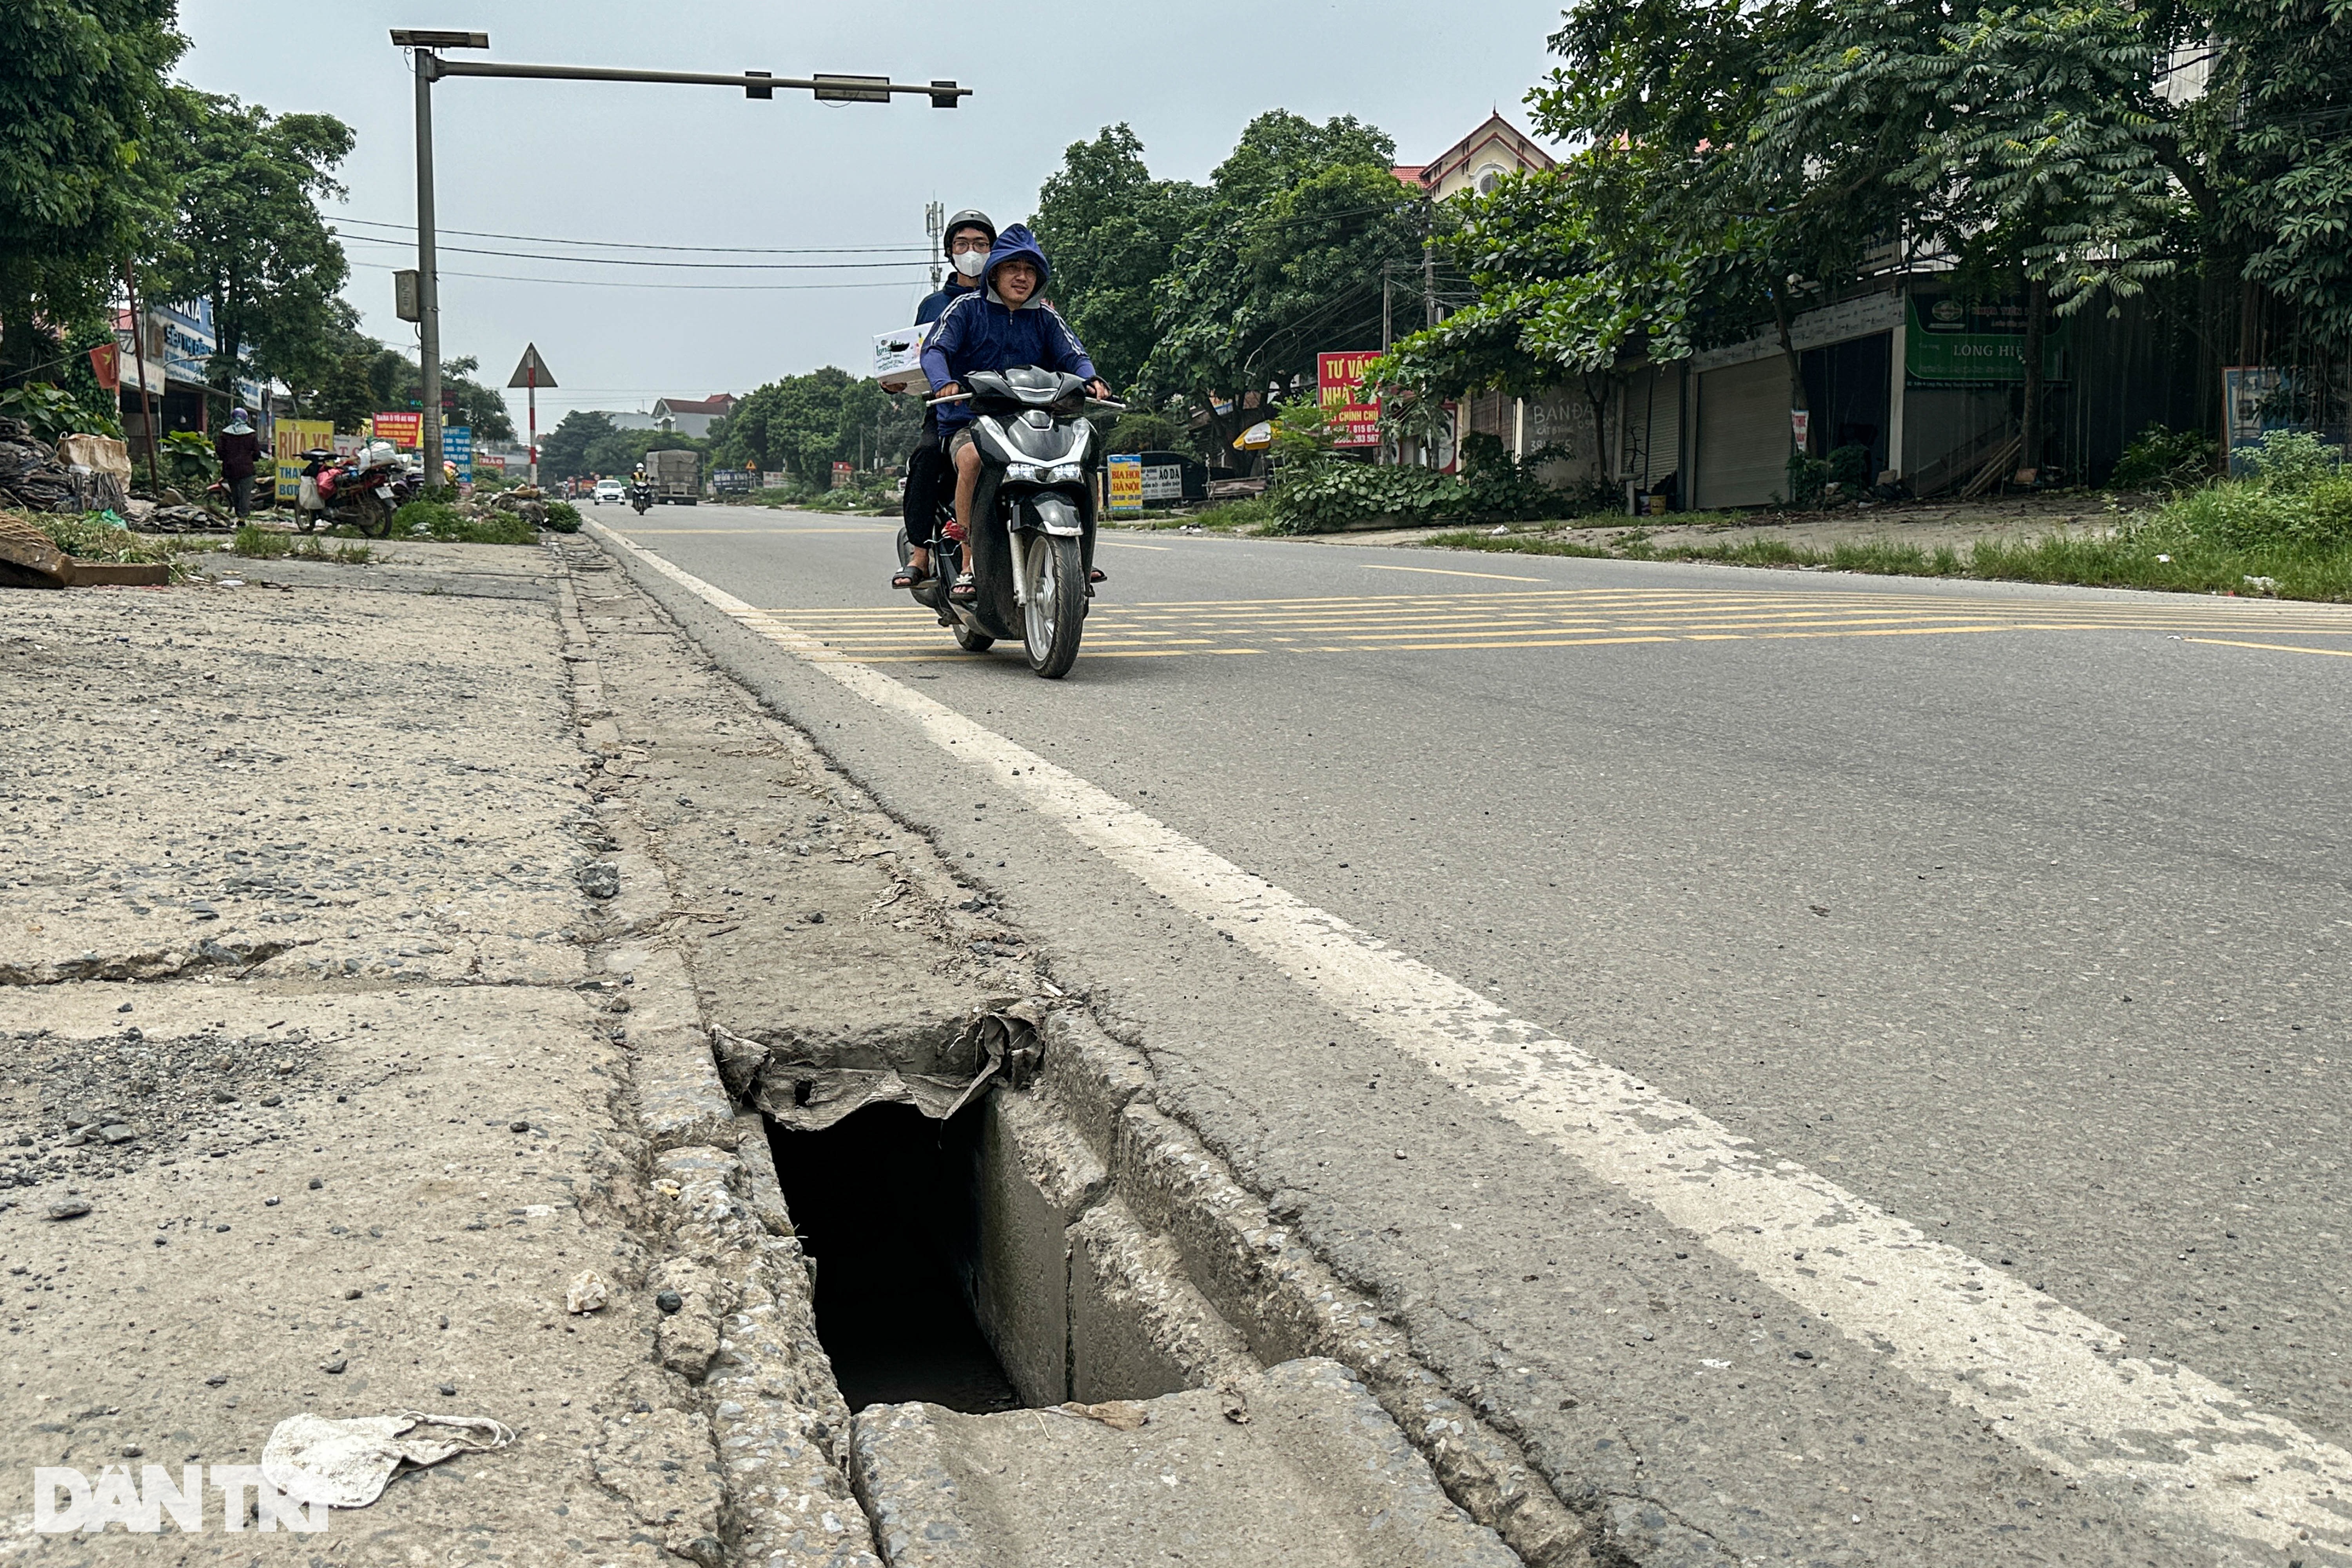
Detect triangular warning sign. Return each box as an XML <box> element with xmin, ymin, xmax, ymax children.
<box><xmin>506</xmin><ymin>343</ymin><xmax>557</xmax><ymax>389</ymax></box>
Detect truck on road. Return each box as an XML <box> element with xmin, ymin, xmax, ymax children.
<box><xmin>645</xmin><ymin>448</ymin><xmax>701</xmax><ymax>506</ymax></box>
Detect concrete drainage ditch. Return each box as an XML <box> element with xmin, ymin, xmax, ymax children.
<box><xmin>556</xmin><ymin>541</ymin><xmax>1592</xmax><ymax>1568</ymax></box>
<box><xmin>759</xmin><ymin>1016</ymin><xmax>1529</xmax><ymax>1568</ymax></box>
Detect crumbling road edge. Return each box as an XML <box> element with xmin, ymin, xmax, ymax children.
<box><xmin>556</xmin><ymin>550</ymin><xmax>883</xmax><ymax>1568</ymax></box>
<box><xmin>575</xmin><ymin>526</ymin><xmax>1598</xmax><ymax>1568</ymax></box>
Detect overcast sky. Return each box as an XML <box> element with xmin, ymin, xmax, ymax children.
<box><xmin>178</xmin><ymin>0</ymin><xmax>1569</xmax><ymax>439</ymax></box>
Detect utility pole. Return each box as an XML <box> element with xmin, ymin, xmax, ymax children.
<box><xmin>1421</xmin><ymin>187</ymin><xmax>1439</xmax><ymax>331</ymax></box>
<box><xmin>394</xmin><ymin>28</ymin><xmax>968</xmax><ymax>493</ymax></box>
<box><xmin>120</xmin><ymin>261</ymin><xmax>161</xmax><ymax>499</ymax></box>
<box><xmin>1381</xmin><ymin>261</ymin><xmax>1393</xmax><ymax>352</ymax></box>
<box><xmin>409</xmin><ymin>37</ymin><xmax>468</xmax><ymax>490</ymax></box>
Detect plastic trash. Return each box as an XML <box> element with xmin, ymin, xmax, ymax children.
<box><xmin>261</xmin><ymin>1411</ymin><xmax>514</xmax><ymax>1509</ymax></box>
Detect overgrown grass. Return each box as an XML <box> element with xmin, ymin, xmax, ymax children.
<box><xmin>18</xmin><ymin>509</ymin><xmax>190</xmax><ymax>580</ymax></box>
<box><xmin>228</xmin><ymin>524</ymin><xmax>372</xmax><ymax>564</ymax></box>
<box><xmin>392</xmin><ymin>499</ymin><xmax>539</xmax><ymax>544</ymax></box>
<box><xmin>1421</xmin><ymin>434</ymin><xmax>2352</xmax><ymax>601</ymax></box>
<box><xmin>1428</xmin><ymin>519</ymin><xmax>2352</xmax><ymax>600</ymax></box>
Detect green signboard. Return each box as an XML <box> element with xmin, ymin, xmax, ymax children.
<box><xmin>1904</xmin><ymin>295</ymin><xmax>2068</xmax><ymax>385</ymax></box>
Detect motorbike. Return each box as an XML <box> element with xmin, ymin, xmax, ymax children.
<box><xmin>292</xmin><ymin>442</ymin><xmax>413</xmax><ymax>537</ymax></box>
<box><xmin>897</xmin><ymin>367</ymin><xmax>1121</xmax><ymax>680</ymax></box>
<box><xmin>629</xmin><ymin>481</ymin><xmax>652</xmax><ymax>516</ymax></box>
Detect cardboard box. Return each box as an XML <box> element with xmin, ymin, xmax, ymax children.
<box><xmin>872</xmin><ymin>324</ymin><xmax>932</xmax><ymax>394</ymax></box>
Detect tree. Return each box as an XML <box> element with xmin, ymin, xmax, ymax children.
<box><xmin>1143</xmin><ymin>112</ymin><xmax>1430</xmax><ymax>454</ymax></box>
<box><xmin>710</xmin><ymin>368</ymin><xmax>922</xmax><ymax>483</ymax></box>
<box><xmin>1030</xmin><ymin>125</ymin><xmax>1207</xmax><ymax>391</ymax></box>
<box><xmin>539</xmin><ymin>410</ymin><xmax>616</xmax><ymax>483</ymax></box>
<box><xmin>149</xmin><ymin>87</ymin><xmax>353</xmax><ymax>420</ymax></box>
<box><xmin>0</xmin><ymin>0</ymin><xmax>183</xmax><ymax>380</ymax></box>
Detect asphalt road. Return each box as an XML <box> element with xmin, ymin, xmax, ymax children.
<box><xmin>591</xmin><ymin>500</ymin><xmax>2352</xmax><ymax>1567</ymax></box>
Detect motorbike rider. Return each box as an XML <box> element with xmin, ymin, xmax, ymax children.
<box><xmin>892</xmin><ymin>208</ymin><xmax>996</xmax><ymax>591</ymax></box>
<box><xmin>918</xmin><ymin>224</ymin><xmax>1109</xmax><ymax>605</ymax></box>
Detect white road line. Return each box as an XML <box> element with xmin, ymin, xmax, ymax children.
<box><xmin>593</xmin><ymin>522</ymin><xmax>2352</xmax><ymax>1563</ymax></box>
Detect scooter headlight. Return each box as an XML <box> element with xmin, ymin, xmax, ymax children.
<box><xmin>1004</xmin><ymin>462</ymin><xmax>1044</xmax><ymax>484</ymax></box>
<box><xmin>1046</xmin><ymin>462</ymin><xmax>1085</xmax><ymax>484</ymax></box>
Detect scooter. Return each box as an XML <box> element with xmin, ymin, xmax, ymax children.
<box><xmin>897</xmin><ymin>368</ymin><xmax>1120</xmax><ymax>680</ymax></box>
<box><xmin>629</xmin><ymin>481</ymin><xmax>652</xmax><ymax>516</ymax></box>
<box><xmin>293</xmin><ymin>443</ymin><xmax>412</xmax><ymax>537</ymax></box>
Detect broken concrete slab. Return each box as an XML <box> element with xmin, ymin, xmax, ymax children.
<box><xmin>970</xmin><ymin>1087</ymin><xmax>1107</xmax><ymax>1406</ymax></box>
<box><xmin>1069</xmin><ymin>1197</ymin><xmax>1257</xmax><ymax>1404</ymax></box>
<box><xmin>851</xmin><ymin>1357</ymin><xmax>1520</xmax><ymax>1568</ymax></box>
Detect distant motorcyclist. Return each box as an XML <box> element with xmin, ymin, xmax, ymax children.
<box><xmin>920</xmin><ymin>225</ymin><xmax>1107</xmax><ymax>604</ymax></box>
<box><xmin>893</xmin><ymin>209</ymin><xmax>996</xmax><ymax>591</ymax></box>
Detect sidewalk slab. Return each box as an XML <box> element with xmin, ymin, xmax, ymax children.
<box><xmin>850</xmin><ymin>1358</ymin><xmax>1519</xmax><ymax>1568</ymax></box>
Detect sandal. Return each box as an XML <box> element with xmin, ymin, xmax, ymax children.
<box><xmin>1087</xmin><ymin>567</ymin><xmax>1107</xmax><ymax>584</ymax></box>
<box><xmin>949</xmin><ymin>571</ymin><xmax>978</xmax><ymax>604</ymax></box>
<box><xmin>891</xmin><ymin>560</ymin><xmax>930</xmax><ymax>590</ymax></box>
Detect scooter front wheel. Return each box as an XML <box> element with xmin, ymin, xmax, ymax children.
<box><xmin>1022</xmin><ymin>534</ymin><xmax>1086</xmax><ymax>679</ymax></box>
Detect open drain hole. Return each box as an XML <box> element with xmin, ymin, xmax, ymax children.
<box><xmin>767</xmin><ymin>1102</ymin><xmax>1022</xmax><ymax>1415</ymax></box>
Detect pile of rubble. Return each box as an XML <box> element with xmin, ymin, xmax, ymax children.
<box><xmin>0</xmin><ymin>419</ymin><xmax>77</xmax><ymax>511</ymax></box>
<box><xmin>484</xmin><ymin>485</ymin><xmax>548</xmax><ymax>526</ymax></box>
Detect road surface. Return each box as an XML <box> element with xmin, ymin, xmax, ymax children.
<box><xmin>589</xmin><ymin>499</ymin><xmax>2352</xmax><ymax>1566</ymax></box>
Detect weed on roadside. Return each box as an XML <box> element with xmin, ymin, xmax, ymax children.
<box><xmin>17</xmin><ymin>508</ymin><xmax>191</xmax><ymax>580</ymax></box>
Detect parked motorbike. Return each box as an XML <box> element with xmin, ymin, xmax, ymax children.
<box><xmin>629</xmin><ymin>481</ymin><xmax>652</xmax><ymax>516</ymax></box>
<box><xmin>293</xmin><ymin>442</ymin><xmax>412</xmax><ymax>537</ymax></box>
<box><xmin>897</xmin><ymin>368</ymin><xmax>1120</xmax><ymax>679</ymax></box>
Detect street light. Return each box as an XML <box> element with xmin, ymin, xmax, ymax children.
<box><xmin>391</xmin><ymin>29</ymin><xmax>970</xmax><ymax>486</ymax></box>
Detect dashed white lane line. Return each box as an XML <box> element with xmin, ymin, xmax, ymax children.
<box><xmin>594</xmin><ymin>523</ymin><xmax>2352</xmax><ymax>1563</ymax></box>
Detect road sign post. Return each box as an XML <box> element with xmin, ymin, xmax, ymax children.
<box><xmin>507</xmin><ymin>344</ymin><xmax>555</xmax><ymax>487</ymax></box>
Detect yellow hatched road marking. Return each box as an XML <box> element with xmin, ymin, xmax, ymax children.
<box><xmin>2184</xmin><ymin>637</ymin><xmax>2352</xmax><ymax>659</ymax></box>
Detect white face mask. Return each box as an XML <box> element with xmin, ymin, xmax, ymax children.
<box><xmin>952</xmin><ymin>250</ymin><xmax>988</xmax><ymax>279</ymax></box>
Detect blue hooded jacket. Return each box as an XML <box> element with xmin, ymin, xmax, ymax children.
<box><xmin>918</xmin><ymin>225</ymin><xmax>1098</xmax><ymax>434</ymax></box>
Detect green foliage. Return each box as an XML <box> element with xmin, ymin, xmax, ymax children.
<box><xmin>1031</xmin><ymin>125</ymin><xmax>1208</xmax><ymax>391</ymax></box>
<box><xmin>709</xmin><ymin>368</ymin><xmax>918</xmax><ymax>485</ymax></box>
<box><xmin>0</xmin><ymin>1</ymin><xmax>185</xmax><ymax>364</ymax></box>
<box><xmin>30</xmin><ymin>508</ymin><xmax>179</xmax><ymax>574</ymax></box>
<box><xmin>2109</xmin><ymin>424</ymin><xmax>2216</xmax><ymax>490</ymax></box>
<box><xmin>392</xmin><ymin>498</ymin><xmax>538</xmax><ymax>544</ymax></box>
<box><xmin>2237</xmin><ymin>428</ymin><xmax>2345</xmax><ymax>492</ymax></box>
<box><xmin>1267</xmin><ymin>437</ymin><xmax>1575</xmax><ymax>534</ymax></box>
<box><xmin>229</xmin><ymin>523</ymin><xmax>289</xmax><ymax>557</ymax></box>
<box><xmin>1104</xmin><ymin>409</ymin><xmax>1182</xmax><ymax>453</ymax></box>
<box><xmin>2206</xmin><ymin>0</ymin><xmax>2352</xmax><ymax>347</ymax></box>
<box><xmin>542</xmin><ymin>500</ymin><xmax>582</xmax><ymax>533</ymax></box>
<box><xmin>0</xmin><ymin>381</ymin><xmax>118</xmax><ymax>442</ymax></box>
<box><xmin>160</xmin><ymin>428</ymin><xmax>216</xmax><ymax>486</ymax></box>
<box><xmin>1142</xmin><ymin>113</ymin><xmax>1427</xmax><ymax>446</ymax></box>
<box><xmin>1827</xmin><ymin>444</ymin><xmax>1873</xmax><ymax>492</ymax></box>
<box><xmin>149</xmin><ymin>88</ymin><xmax>353</xmax><ymax>417</ymax></box>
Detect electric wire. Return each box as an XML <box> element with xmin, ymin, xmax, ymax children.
<box><xmin>328</xmin><ymin>214</ymin><xmax>933</xmax><ymax>256</ymax></box>
<box><xmin>336</xmin><ymin>231</ymin><xmax>931</xmax><ymax>271</ymax></box>
<box><xmin>344</xmin><ymin>258</ymin><xmax>928</xmax><ymax>292</ymax></box>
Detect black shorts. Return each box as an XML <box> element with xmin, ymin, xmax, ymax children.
<box><xmin>902</xmin><ymin>436</ymin><xmax>949</xmax><ymax>546</ymax></box>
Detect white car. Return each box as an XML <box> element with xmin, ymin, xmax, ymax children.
<box><xmin>593</xmin><ymin>479</ymin><xmax>625</xmax><ymax>504</ymax></box>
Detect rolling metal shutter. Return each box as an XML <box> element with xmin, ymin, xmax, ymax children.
<box><xmin>1695</xmin><ymin>356</ymin><xmax>1789</xmax><ymax>509</ymax></box>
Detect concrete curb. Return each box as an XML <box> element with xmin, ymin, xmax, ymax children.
<box><xmin>556</xmin><ymin>545</ymin><xmax>883</xmax><ymax>1568</ymax></box>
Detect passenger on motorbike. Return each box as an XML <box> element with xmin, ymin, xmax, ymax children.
<box><xmin>892</xmin><ymin>209</ymin><xmax>996</xmax><ymax>590</ymax></box>
<box><xmin>918</xmin><ymin>224</ymin><xmax>1109</xmax><ymax>604</ymax></box>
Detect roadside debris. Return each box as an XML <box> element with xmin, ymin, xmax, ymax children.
<box><xmin>260</xmin><ymin>1412</ymin><xmax>516</xmax><ymax>1509</ymax></box>
<box><xmin>565</xmin><ymin>1269</ymin><xmax>610</xmax><ymax>1314</ymax></box>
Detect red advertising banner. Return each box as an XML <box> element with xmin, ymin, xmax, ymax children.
<box><xmin>370</xmin><ymin>411</ymin><xmax>423</xmax><ymax>448</ymax></box>
<box><xmin>1317</xmin><ymin>351</ymin><xmax>1382</xmax><ymax>447</ymax></box>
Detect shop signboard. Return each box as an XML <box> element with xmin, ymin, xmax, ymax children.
<box><xmin>442</xmin><ymin>425</ymin><xmax>473</xmax><ymax>482</ymax></box>
<box><xmin>1317</xmin><ymin>350</ymin><xmax>1383</xmax><ymax>446</ymax></box>
<box><xmin>1140</xmin><ymin>461</ymin><xmax>1185</xmax><ymax>503</ymax></box>
<box><xmin>831</xmin><ymin>461</ymin><xmax>853</xmax><ymax>489</ymax></box>
<box><xmin>370</xmin><ymin>411</ymin><xmax>423</xmax><ymax>449</ymax></box>
<box><xmin>2222</xmin><ymin>367</ymin><xmax>2299</xmax><ymax>475</ymax></box>
<box><xmin>1105</xmin><ymin>454</ymin><xmax>1144</xmax><ymax>514</ymax></box>
<box><xmin>273</xmin><ymin>419</ymin><xmax>333</xmax><ymax>503</ymax></box>
<box><xmin>1903</xmin><ymin>295</ymin><xmax>2068</xmax><ymax>385</ymax></box>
